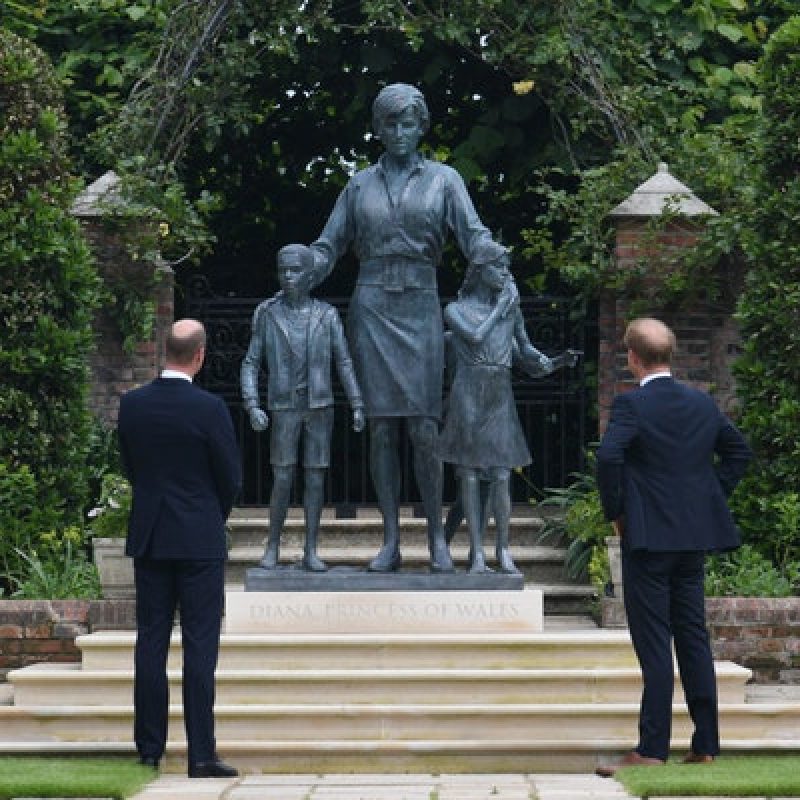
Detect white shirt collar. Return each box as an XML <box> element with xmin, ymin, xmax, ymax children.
<box><xmin>161</xmin><ymin>369</ymin><xmax>192</xmax><ymax>382</ymax></box>
<box><xmin>641</xmin><ymin>371</ymin><xmax>672</xmax><ymax>386</ymax></box>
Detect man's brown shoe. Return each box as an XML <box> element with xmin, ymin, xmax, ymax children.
<box><xmin>682</xmin><ymin>751</ymin><xmax>714</xmax><ymax>764</ymax></box>
<box><xmin>596</xmin><ymin>750</ymin><xmax>666</xmax><ymax>777</ymax></box>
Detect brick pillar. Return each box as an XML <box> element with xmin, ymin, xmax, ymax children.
<box><xmin>72</xmin><ymin>172</ymin><xmax>176</xmax><ymax>425</ymax></box>
<box><xmin>599</xmin><ymin>164</ymin><xmax>742</xmax><ymax>435</ymax></box>
<box><xmin>75</xmin><ymin>219</ymin><xmax>175</xmax><ymax>426</ymax></box>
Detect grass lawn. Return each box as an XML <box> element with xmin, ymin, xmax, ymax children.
<box><xmin>616</xmin><ymin>755</ymin><xmax>800</xmax><ymax>797</ymax></box>
<box><xmin>0</xmin><ymin>756</ymin><xmax>155</xmax><ymax>798</ymax></box>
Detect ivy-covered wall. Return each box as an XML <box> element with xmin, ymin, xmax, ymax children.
<box><xmin>75</xmin><ymin>213</ymin><xmax>174</xmax><ymax>424</ymax></box>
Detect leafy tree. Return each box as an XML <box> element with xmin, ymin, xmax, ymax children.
<box><xmin>730</xmin><ymin>15</ymin><xmax>800</xmax><ymax>579</ymax></box>
<box><xmin>0</xmin><ymin>28</ymin><xmax>101</xmax><ymax>590</ymax></box>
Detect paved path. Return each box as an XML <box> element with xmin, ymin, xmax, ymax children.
<box><xmin>130</xmin><ymin>772</ymin><xmax>636</xmax><ymax>800</ymax></box>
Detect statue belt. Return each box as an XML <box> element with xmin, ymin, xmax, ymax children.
<box><xmin>358</xmin><ymin>259</ymin><xmax>436</xmax><ymax>292</ymax></box>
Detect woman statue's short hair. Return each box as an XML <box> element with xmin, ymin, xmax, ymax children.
<box><xmin>372</xmin><ymin>83</ymin><xmax>430</xmax><ymax>135</ymax></box>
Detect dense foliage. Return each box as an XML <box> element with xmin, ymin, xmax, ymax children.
<box><xmin>730</xmin><ymin>15</ymin><xmax>800</xmax><ymax>577</ymax></box>
<box><xmin>0</xmin><ymin>28</ymin><xmax>100</xmax><ymax>591</ymax></box>
<box><xmin>11</xmin><ymin>2</ymin><xmax>792</xmax><ymax>299</ymax></box>
<box><xmin>2</xmin><ymin>2</ymin><xmax>798</xmax><ymax>589</ymax></box>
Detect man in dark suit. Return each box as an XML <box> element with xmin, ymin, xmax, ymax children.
<box><xmin>595</xmin><ymin>317</ymin><xmax>752</xmax><ymax>776</ymax></box>
<box><xmin>118</xmin><ymin>318</ymin><xmax>242</xmax><ymax>778</ymax></box>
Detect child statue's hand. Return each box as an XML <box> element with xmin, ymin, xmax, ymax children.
<box><xmin>352</xmin><ymin>408</ymin><xmax>365</xmax><ymax>433</ymax></box>
<box><xmin>248</xmin><ymin>407</ymin><xmax>269</xmax><ymax>432</ymax></box>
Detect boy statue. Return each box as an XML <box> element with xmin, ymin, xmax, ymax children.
<box><xmin>241</xmin><ymin>244</ymin><xmax>365</xmax><ymax>571</ymax></box>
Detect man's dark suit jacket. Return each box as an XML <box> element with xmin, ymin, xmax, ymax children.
<box><xmin>119</xmin><ymin>377</ymin><xmax>242</xmax><ymax>559</ymax></box>
<box><xmin>596</xmin><ymin>376</ymin><xmax>752</xmax><ymax>553</ymax></box>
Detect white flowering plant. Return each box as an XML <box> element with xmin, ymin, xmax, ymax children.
<box><xmin>87</xmin><ymin>473</ymin><xmax>131</xmax><ymax>538</ymax></box>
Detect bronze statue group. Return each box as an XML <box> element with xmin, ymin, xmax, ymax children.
<box><xmin>119</xmin><ymin>83</ymin><xmax>751</xmax><ymax>777</ymax></box>
<box><xmin>241</xmin><ymin>83</ymin><xmax>576</xmax><ymax>578</ymax></box>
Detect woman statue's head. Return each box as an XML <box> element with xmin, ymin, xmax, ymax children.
<box><xmin>372</xmin><ymin>83</ymin><xmax>430</xmax><ymax>137</ymax></box>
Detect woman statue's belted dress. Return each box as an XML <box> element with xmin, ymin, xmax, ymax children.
<box><xmin>310</xmin><ymin>146</ymin><xmax>495</xmax><ymax>573</ymax></box>
<box><xmin>311</xmin><ymin>152</ymin><xmax>493</xmax><ymax>420</ymax></box>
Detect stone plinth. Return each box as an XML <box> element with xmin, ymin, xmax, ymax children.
<box><xmin>225</xmin><ymin>588</ymin><xmax>544</xmax><ymax>634</ymax></box>
<box><xmin>244</xmin><ymin>564</ymin><xmax>524</xmax><ymax>592</ymax></box>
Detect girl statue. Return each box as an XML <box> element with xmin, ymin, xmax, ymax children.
<box><xmin>438</xmin><ymin>242</ymin><xmax>555</xmax><ymax>574</ymax></box>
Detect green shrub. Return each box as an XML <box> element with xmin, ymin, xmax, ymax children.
<box><xmin>732</xmin><ymin>16</ymin><xmax>800</xmax><ymax>570</ymax></box>
<box><xmin>11</xmin><ymin>524</ymin><xmax>101</xmax><ymax>600</ymax></box>
<box><xmin>705</xmin><ymin>544</ymin><xmax>797</xmax><ymax>598</ymax></box>
<box><xmin>87</xmin><ymin>473</ymin><xmax>131</xmax><ymax>539</ymax></box>
<box><xmin>538</xmin><ymin>454</ymin><xmax>611</xmax><ymax>594</ymax></box>
<box><xmin>12</xmin><ymin>536</ymin><xmax>102</xmax><ymax>600</ymax></box>
<box><xmin>0</xmin><ymin>28</ymin><xmax>101</xmax><ymax>588</ymax></box>
<box><xmin>0</xmin><ymin>463</ymin><xmax>60</xmax><ymax>593</ymax></box>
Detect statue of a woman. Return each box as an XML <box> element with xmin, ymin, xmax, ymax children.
<box><xmin>310</xmin><ymin>83</ymin><xmax>495</xmax><ymax>572</ymax></box>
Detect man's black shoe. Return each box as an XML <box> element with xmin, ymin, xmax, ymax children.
<box><xmin>188</xmin><ymin>758</ymin><xmax>238</xmax><ymax>778</ymax></box>
<box><xmin>138</xmin><ymin>756</ymin><xmax>159</xmax><ymax>769</ymax></box>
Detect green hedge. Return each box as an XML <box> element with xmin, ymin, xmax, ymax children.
<box><xmin>731</xmin><ymin>16</ymin><xmax>800</xmax><ymax>580</ymax></box>
<box><xmin>0</xmin><ymin>30</ymin><xmax>101</xmax><ymax>590</ymax></box>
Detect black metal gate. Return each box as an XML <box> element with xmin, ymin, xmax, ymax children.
<box><xmin>184</xmin><ymin>274</ymin><xmax>596</xmax><ymax>509</ymax></box>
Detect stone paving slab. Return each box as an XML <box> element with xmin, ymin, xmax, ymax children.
<box><xmin>127</xmin><ymin>772</ymin><xmax>783</xmax><ymax>800</ymax></box>
<box><xmin>129</xmin><ymin>773</ymin><xmax>631</xmax><ymax>800</ymax></box>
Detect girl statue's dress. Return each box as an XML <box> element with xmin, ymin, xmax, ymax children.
<box><xmin>438</xmin><ymin>249</ymin><xmax>554</xmax><ymax>573</ymax></box>
<box><xmin>438</xmin><ymin>303</ymin><xmax>533</xmax><ymax>471</ymax></box>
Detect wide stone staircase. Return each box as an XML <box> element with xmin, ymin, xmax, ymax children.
<box><xmin>1</xmin><ymin>509</ymin><xmax>799</xmax><ymax>773</ymax></box>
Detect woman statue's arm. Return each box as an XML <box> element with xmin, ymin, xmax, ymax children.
<box><xmin>310</xmin><ymin>182</ymin><xmax>355</xmax><ymax>286</ymax></box>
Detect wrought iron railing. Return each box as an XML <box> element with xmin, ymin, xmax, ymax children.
<box><xmin>184</xmin><ymin>274</ymin><xmax>595</xmax><ymax>509</ymax></box>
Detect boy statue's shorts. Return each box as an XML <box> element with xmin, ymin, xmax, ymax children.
<box><xmin>269</xmin><ymin>406</ymin><xmax>335</xmax><ymax>468</ymax></box>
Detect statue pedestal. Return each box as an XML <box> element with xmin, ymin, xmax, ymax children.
<box><xmin>244</xmin><ymin>564</ymin><xmax>524</xmax><ymax>592</ymax></box>
<box><xmin>225</xmin><ymin>587</ymin><xmax>543</xmax><ymax>634</ymax></box>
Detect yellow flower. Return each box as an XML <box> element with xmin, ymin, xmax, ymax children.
<box><xmin>158</xmin><ymin>222</ymin><xmax>170</xmax><ymax>238</ymax></box>
<box><xmin>512</xmin><ymin>80</ymin><xmax>535</xmax><ymax>96</ymax></box>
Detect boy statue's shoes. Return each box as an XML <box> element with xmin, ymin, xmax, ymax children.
<box><xmin>596</xmin><ymin>750</ymin><xmax>665</xmax><ymax>777</ymax></box>
<box><xmin>682</xmin><ymin>751</ymin><xmax>715</xmax><ymax>764</ymax></box>
<box><xmin>188</xmin><ymin>758</ymin><xmax>238</xmax><ymax>778</ymax></box>
<box><xmin>138</xmin><ymin>756</ymin><xmax>159</xmax><ymax>769</ymax></box>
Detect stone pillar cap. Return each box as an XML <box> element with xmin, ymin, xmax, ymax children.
<box><xmin>71</xmin><ymin>171</ymin><xmax>124</xmax><ymax>217</ymax></box>
<box><xmin>609</xmin><ymin>162</ymin><xmax>718</xmax><ymax>218</ymax></box>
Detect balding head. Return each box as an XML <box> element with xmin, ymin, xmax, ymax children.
<box><xmin>165</xmin><ymin>319</ymin><xmax>206</xmax><ymax>372</ymax></box>
<box><xmin>624</xmin><ymin>317</ymin><xmax>676</xmax><ymax>371</ymax></box>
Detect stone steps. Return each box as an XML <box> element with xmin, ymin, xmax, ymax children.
<box><xmin>4</xmin><ymin>626</ymin><xmax>800</xmax><ymax>773</ymax></box>
<box><xmin>75</xmin><ymin>630</ymin><xmax>637</xmax><ymax>671</ymax></box>
<box><xmin>9</xmin><ymin>662</ymin><xmax>752</xmax><ymax>707</ymax></box>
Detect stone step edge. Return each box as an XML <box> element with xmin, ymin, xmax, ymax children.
<box><xmin>9</xmin><ymin>662</ymin><xmax>751</xmax><ymax>682</ymax></box>
<box><xmin>76</xmin><ymin>630</ymin><xmax>628</xmax><ymax>647</ymax></box>
<box><xmin>1</xmin><ymin>738</ymin><xmax>796</xmax><ymax>754</ymax></box>
<box><xmin>2</xmin><ymin>701</ymin><xmax>787</xmax><ymax>716</ymax></box>
<box><xmin>228</xmin><ymin>517</ymin><xmax>547</xmax><ymax>530</ymax></box>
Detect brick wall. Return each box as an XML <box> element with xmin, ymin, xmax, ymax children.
<box><xmin>78</xmin><ymin>218</ymin><xmax>174</xmax><ymax>426</ymax></box>
<box><xmin>0</xmin><ymin>600</ymin><xmax>135</xmax><ymax>680</ymax></box>
<box><xmin>706</xmin><ymin>598</ymin><xmax>800</xmax><ymax>684</ymax></box>
<box><xmin>602</xmin><ymin>596</ymin><xmax>800</xmax><ymax>684</ymax></box>
<box><xmin>597</xmin><ymin>218</ymin><xmax>743</xmax><ymax>433</ymax></box>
